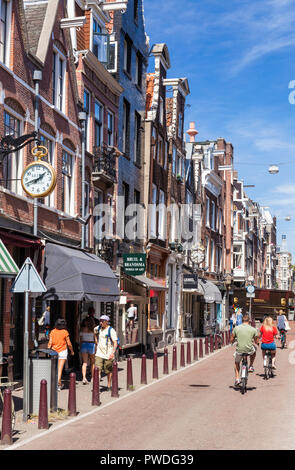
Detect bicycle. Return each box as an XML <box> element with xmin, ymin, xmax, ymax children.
<box><xmin>0</xmin><ymin>359</ymin><xmax>17</xmax><ymax>431</ymax></box>
<box><xmin>263</xmin><ymin>349</ymin><xmax>274</xmax><ymax>380</ymax></box>
<box><xmin>279</xmin><ymin>330</ymin><xmax>286</xmax><ymax>349</ymax></box>
<box><xmin>211</xmin><ymin>322</ymin><xmax>223</xmax><ymax>349</ymax></box>
<box><xmin>239</xmin><ymin>353</ymin><xmax>250</xmax><ymax>394</ymax></box>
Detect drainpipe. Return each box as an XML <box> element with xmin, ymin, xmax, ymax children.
<box><xmin>33</xmin><ymin>70</ymin><xmax>42</xmax><ymax>237</ymax></box>
<box><xmin>78</xmin><ymin>112</ymin><xmax>86</xmax><ymax>250</ymax></box>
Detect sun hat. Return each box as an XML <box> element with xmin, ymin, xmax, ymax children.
<box><xmin>100</xmin><ymin>315</ymin><xmax>110</xmax><ymax>322</ymax></box>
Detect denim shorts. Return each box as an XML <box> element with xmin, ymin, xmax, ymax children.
<box><xmin>81</xmin><ymin>342</ymin><xmax>96</xmax><ymax>354</ymax></box>
<box><xmin>261</xmin><ymin>342</ymin><xmax>276</xmax><ymax>350</ymax></box>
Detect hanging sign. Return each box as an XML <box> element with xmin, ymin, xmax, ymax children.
<box><xmin>123</xmin><ymin>253</ymin><xmax>146</xmax><ymax>276</ymax></box>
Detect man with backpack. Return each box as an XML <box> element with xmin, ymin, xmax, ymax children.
<box><xmin>94</xmin><ymin>315</ymin><xmax>118</xmax><ymax>391</ymax></box>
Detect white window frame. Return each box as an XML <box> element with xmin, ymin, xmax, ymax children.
<box><xmin>61</xmin><ymin>146</ymin><xmax>75</xmax><ymax>216</ymax></box>
<box><xmin>206</xmin><ymin>196</ymin><xmax>210</xmax><ymax>227</ymax></box>
<box><xmin>0</xmin><ymin>0</ymin><xmax>12</xmax><ymax>68</ymax></box>
<box><xmin>159</xmin><ymin>96</ymin><xmax>164</xmax><ymax>125</ymax></box>
<box><xmin>3</xmin><ymin>106</ymin><xmax>23</xmax><ymax>196</ymax></box>
<box><xmin>210</xmin><ymin>239</ymin><xmax>214</xmax><ymax>272</ymax></box>
<box><xmin>52</xmin><ymin>46</ymin><xmax>66</xmax><ymax>113</ymax></box>
<box><xmin>84</xmin><ymin>88</ymin><xmax>91</xmax><ymax>152</ymax></box>
<box><xmin>158</xmin><ymin>189</ymin><xmax>166</xmax><ymax>240</ymax></box>
<box><xmin>94</xmin><ymin>99</ymin><xmax>104</xmax><ymax>148</ymax></box>
<box><xmin>108</xmin><ymin>41</ymin><xmax>118</xmax><ymax>73</ymax></box>
<box><xmin>211</xmin><ymin>201</ymin><xmax>215</xmax><ymax>231</ymax></box>
<box><xmin>107</xmin><ymin>110</ymin><xmax>114</xmax><ymax>147</ymax></box>
<box><xmin>150</xmin><ymin>184</ymin><xmax>157</xmax><ymax>238</ymax></box>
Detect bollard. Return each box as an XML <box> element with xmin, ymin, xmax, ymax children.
<box><xmin>215</xmin><ymin>334</ymin><xmax>218</xmax><ymax>350</ymax></box>
<box><xmin>172</xmin><ymin>345</ymin><xmax>177</xmax><ymax>371</ymax></box>
<box><xmin>199</xmin><ymin>338</ymin><xmax>203</xmax><ymax>358</ymax></box>
<box><xmin>228</xmin><ymin>330</ymin><xmax>231</xmax><ymax>344</ymax></box>
<box><xmin>92</xmin><ymin>366</ymin><xmax>100</xmax><ymax>406</ymax></box>
<box><xmin>152</xmin><ymin>352</ymin><xmax>159</xmax><ymax>379</ymax></box>
<box><xmin>127</xmin><ymin>357</ymin><xmax>134</xmax><ymax>390</ymax></box>
<box><xmin>187</xmin><ymin>342</ymin><xmax>191</xmax><ymax>365</ymax></box>
<box><xmin>1</xmin><ymin>388</ymin><xmax>13</xmax><ymax>444</ymax></box>
<box><xmin>210</xmin><ymin>335</ymin><xmax>214</xmax><ymax>353</ymax></box>
<box><xmin>68</xmin><ymin>372</ymin><xmax>77</xmax><ymax>416</ymax></box>
<box><xmin>141</xmin><ymin>354</ymin><xmax>147</xmax><ymax>384</ymax></box>
<box><xmin>38</xmin><ymin>379</ymin><xmax>49</xmax><ymax>430</ymax></box>
<box><xmin>193</xmin><ymin>339</ymin><xmax>198</xmax><ymax>361</ymax></box>
<box><xmin>163</xmin><ymin>348</ymin><xmax>169</xmax><ymax>375</ymax></box>
<box><xmin>222</xmin><ymin>331</ymin><xmax>225</xmax><ymax>347</ymax></box>
<box><xmin>111</xmin><ymin>361</ymin><xmax>119</xmax><ymax>398</ymax></box>
<box><xmin>180</xmin><ymin>343</ymin><xmax>185</xmax><ymax>367</ymax></box>
<box><xmin>205</xmin><ymin>336</ymin><xmax>209</xmax><ymax>355</ymax></box>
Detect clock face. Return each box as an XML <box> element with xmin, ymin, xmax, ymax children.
<box><xmin>21</xmin><ymin>161</ymin><xmax>56</xmax><ymax>198</ymax></box>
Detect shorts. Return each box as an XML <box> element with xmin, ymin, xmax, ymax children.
<box><xmin>58</xmin><ymin>349</ymin><xmax>68</xmax><ymax>360</ymax></box>
<box><xmin>95</xmin><ymin>357</ymin><xmax>114</xmax><ymax>374</ymax></box>
<box><xmin>261</xmin><ymin>342</ymin><xmax>276</xmax><ymax>350</ymax></box>
<box><xmin>234</xmin><ymin>345</ymin><xmax>256</xmax><ymax>363</ymax></box>
<box><xmin>81</xmin><ymin>342</ymin><xmax>96</xmax><ymax>354</ymax></box>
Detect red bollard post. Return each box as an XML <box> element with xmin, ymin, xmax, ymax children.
<box><xmin>152</xmin><ymin>352</ymin><xmax>159</xmax><ymax>379</ymax></box>
<box><xmin>193</xmin><ymin>339</ymin><xmax>198</xmax><ymax>361</ymax></box>
<box><xmin>111</xmin><ymin>361</ymin><xmax>119</xmax><ymax>398</ymax></box>
<box><xmin>68</xmin><ymin>372</ymin><xmax>77</xmax><ymax>416</ymax></box>
<box><xmin>172</xmin><ymin>345</ymin><xmax>177</xmax><ymax>371</ymax></box>
<box><xmin>210</xmin><ymin>335</ymin><xmax>214</xmax><ymax>353</ymax></box>
<box><xmin>180</xmin><ymin>343</ymin><xmax>185</xmax><ymax>367</ymax></box>
<box><xmin>215</xmin><ymin>334</ymin><xmax>218</xmax><ymax>350</ymax></box>
<box><xmin>199</xmin><ymin>338</ymin><xmax>203</xmax><ymax>358</ymax></box>
<box><xmin>38</xmin><ymin>379</ymin><xmax>49</xmax><ymax>430</ymax></box>
<box><xmin>127</xmin><ymin>357</ymin><xmax>134</xmax><ymax>390</ymax></box>
<box><xmin>141</xmin><ymin>354</ymin><xmax>147</xmax><ymax>384</ymax></box>
<box><xmin>222</xmin><ymin>332</ymin><xmax>225</xmax><ymax>347</ymax></box>
<box><xmin>205</xmin><ymin>336</ymin><xmax>209</xmax><ymax>355</ymax></box>
<box><xmin>1</xmin><ymin>388</ymin><xmax>13</xmax><ymax>444</ymax></box>
<box><xmin>163</xmin><ymin>348</ymin><xmax>169</xmax><ymax>375</ymax></box>
<box><xmin>92</xmin><ymin>366</ymin><xmax>100</xmax><ymax>406</ymax></box>
<box><xmin>187</xmin><ymin>342</ymin><xmax>191</xmax><ymax>364</ymax></box>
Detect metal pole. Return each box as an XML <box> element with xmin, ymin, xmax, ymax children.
<box><xmin>249</xmin><ymin>296</ymin><xmax>252</xmax><ymax>321</ymax></box>
<box><xmin>23</xmin><ymin>261</ymin><xmax>30</xmax><ymax>422</ymax></box>
<box><xmin>33</xmin><ymin>71</ymin><xmax>42</xmax><ymax>238</ymax></box>
<box><xmin>79</xmin><ymin>112</ymin><xmax>86</xmax><ymax>250</ymax></box>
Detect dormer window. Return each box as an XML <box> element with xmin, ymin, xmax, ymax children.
<box><xmin>92</xmin><ymin>17</ymin><xmax>109</xmax><ymax>66</ymax></box>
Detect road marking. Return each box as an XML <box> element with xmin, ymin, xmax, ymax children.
<box><xmin>6</xmin><ymin>345</ymin><xmax>231</xmax><ymax>450</ymax></box>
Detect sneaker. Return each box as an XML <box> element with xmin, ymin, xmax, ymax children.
<box><xmin>57</xmin><ymin>383</ymin><xmax>64</xmax><ymax>392</ymax></box>
<box><xmin>249</xmin><ymin>366</ymin><xmax>254</xmax><ymax>373</ymax></box>
<box><xmin>234</xmin><ymin>379</ymin><xmax>241</xmax><ymax>387</ymax></box>
<box><xmin>82</xmin><ymin>379</ymin><xmax>89</xmax><ymax>385</ymax></box>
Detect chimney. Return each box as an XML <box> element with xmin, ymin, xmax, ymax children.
<box><xmin>186</xmin><ymin>121</ymin><xmax>198</xmax><ymax>142</ymax></box>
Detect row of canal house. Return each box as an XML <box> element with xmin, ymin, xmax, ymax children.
<box><xmin>0</xmin><ymin>0</ymin><xmax>278</xmax><ymax>378</ymax></box>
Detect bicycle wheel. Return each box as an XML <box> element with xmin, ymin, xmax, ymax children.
<box><xmin>264</xmin><ymin>365</ymin><xmax>269</xmax><ymax>380</ymax></box>
<box><xmin>241</xmin><ymin>377</ymin><xmax>247</xmax><ymax>394</ymax></box>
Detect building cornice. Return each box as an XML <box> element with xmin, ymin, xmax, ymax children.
<box><xmin>83</xmin><ymin>50</ymin><xmax>123</xmax><ymax>96</ymax></box>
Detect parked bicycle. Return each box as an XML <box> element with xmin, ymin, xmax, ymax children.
<box><xmin>211</xmin><ymin>321</ymin><xmax>223</xmax><ymax>349</ymax></box>
<box><xmin>263</xmin><ymin>348</ymin><xmax>274</xmax><ymax>380</ymax></box>
<box><xmin>0</xmin><ymin>358</ymin><xmax>16</xmax><ymax>430</ymax></box>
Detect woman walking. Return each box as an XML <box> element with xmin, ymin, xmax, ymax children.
<box><xmin>48</xmin><ymin>318</ymin><xmax>74</xmax><ymax>391</ymax></box>
<box><xmin>80</xmin><ymin>316</ymin><xmax>96</xmax><ymax>384</ymax></box>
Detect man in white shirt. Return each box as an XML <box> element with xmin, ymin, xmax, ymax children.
<box><xmin>127</xmin><ymin>304</ymin><xmax>137</xmax><ymax>330</ymax></box>
<box><xmin>94</xmin><ymin>315</ymin><xmax>118</xmax><ymax>391</ymax></box>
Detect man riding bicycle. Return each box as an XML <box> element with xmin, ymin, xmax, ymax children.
<box><xmin>231</xmin><ymin>313</ymin><xmax>259</xmax><ymax>388</ymax></box>
<box><xmin>277</xmin><ymin>309</ymin><xmax>287</xmax><ymax>347</ymax></box>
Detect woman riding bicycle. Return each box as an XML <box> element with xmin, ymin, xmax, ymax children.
<box><xmin>277</xmin><ymin>309</ymin><xmax>287</xmax><ymax>347</ymax></box>
<box><xmin>258</xmin><ymin>316</ymin><xmax>279</xmax><ymax>369</ymax></box>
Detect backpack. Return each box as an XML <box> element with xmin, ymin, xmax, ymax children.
<box><xmin>96</xmin><ymin>326</ymin><xmax>120</xmax><ymax>350</ymax></box>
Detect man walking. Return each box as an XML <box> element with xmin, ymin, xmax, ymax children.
<box><xmin>126</xmin><ymin>303</ymin><xmax>137</xmax><ymax>330</ymax></box>
<box><xmin>94</xmin><ymin>315</ymin><xmax>118</xmax><ymax>391</ymax></box>
<box><xmin>231</xmin><ymin>313</ymin><xmax>259</xmax><ymax>387</ymax></box>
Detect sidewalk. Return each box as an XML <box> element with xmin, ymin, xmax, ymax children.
<box><xmin>1</xmin><ymin>333</ymin><xmax>230</xmax><ymax>449</ymax></box>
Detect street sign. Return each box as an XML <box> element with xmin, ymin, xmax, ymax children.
<box><xmin>123</xmin><ymin>253</ymin><xmax>146</xmax><ymax>276</ymax></box>
<box><xmin>246</xmin><ymin>293</ymin><xmax>255</xmax><ymax>298</ymax></box>
<box><xmin>183</xmin><ymin>274</ymin><xmax>198</xmax><ymax>289</ymax></box>
<box><xmin>11</xmin><ymin>257</ymin><xmax>47</xmax><ymax>293</ymax></box>
<box><xmin>246</xmin><ymin>284</ymin><xmax>255</xmax><ymax>294</ymax></box>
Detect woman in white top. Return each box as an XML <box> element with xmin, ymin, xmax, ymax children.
<box><xmin>80</xmin><ymin>317</ymin><xmax>96</xmax><ymax>384</ymax></box>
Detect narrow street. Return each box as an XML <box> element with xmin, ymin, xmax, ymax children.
<box><xmin>11</xmin><ymin>327</ymin><xmax>295</xmax><ymax>451</ymax></box>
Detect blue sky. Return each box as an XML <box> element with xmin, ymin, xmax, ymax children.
<box><xmin>144</xmin><ymin>0</ymin><xmax>295</xmax><ymax>259</ymax></box>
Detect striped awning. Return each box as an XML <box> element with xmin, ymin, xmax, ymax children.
<box><xmin>0</xmin><ymin>238</ymin><xmax>19</xmax><ymax>277</ymax></box>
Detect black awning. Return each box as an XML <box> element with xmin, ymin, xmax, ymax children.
<box><xmin>42</xmin><ymin>242</ymin><xmax>119</xmax><ymax>302</ymax></box>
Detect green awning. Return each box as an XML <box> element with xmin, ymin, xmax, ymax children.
<box><xmin>0</xmin><ymin>238</ymin><xmax>19</xmax><ymax>277</ymax></box>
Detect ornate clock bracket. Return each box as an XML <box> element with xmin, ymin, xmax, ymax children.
<box><xmin>0</xmin><ymin>131</ymin><xmax>40</xmax><ymax>164</ymax></box>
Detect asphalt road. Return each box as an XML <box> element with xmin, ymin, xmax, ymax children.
<box><xmin>12</xmin><ymin>328</ymin><xmax>295</xmax><ymax>451</ymax></box>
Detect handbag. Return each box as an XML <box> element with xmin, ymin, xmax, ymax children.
<box><xmin>38</xmin><ymin>312</ymin><xmax>46</xmax><ymax>326</ymax></box>
<box><xmin>285</xmin><ymin>319</ymin><xmax>291</xmax><ymax>331</ymax></box>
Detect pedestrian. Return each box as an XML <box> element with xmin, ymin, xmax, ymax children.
<box><xmin>236</xmin><ymin>308</ymin><xmax>243</xmax><ymax>326</ymax></box>
<box><xmin>87</xmin><ymin>306</ymin><xmax>99</xmax><ymax>327</ymax></box>
<box><xmin>48</xmin><ymin>318</ymin><xmax>74</xmax><ymax>391</ymax></box>
<box><xmin>229</xmin><ymin>311</ymin><xmax>236</xmax><ymax>333</ymax></box>
<box><xmin>126</xmin><ymin>303</ymin><xmax>137</xmax><ymax>330</ymax></box>
<box><xmin>80</xmin><ymin>316</ymin><xmax>96</xmax><ymax>384</ymax></box>
<box><xmin>44</xmin><ymin>306</ymin><xmax>51</xmax><ymax>340</ymax></box>
<box><xmin>94</xmin><ymin>315</ymin><xmax>118</xmax><ymax>391</ymax></box>
<box><xmin>276</xmin><ymin>309</ymin><xmax>288</xmax><ymax>347</ymax></box>
<box><xmin>258</xmin><ymin>316</ymin><xmax>279</xmax><ymax>369</ymax></box>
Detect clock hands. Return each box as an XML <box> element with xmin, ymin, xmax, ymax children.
<box><xmin>26</xmin><ymin>172</ymin><xmax>47</xmax><ymax>186</ymax></box>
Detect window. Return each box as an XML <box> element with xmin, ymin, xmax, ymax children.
<box><xmin>134</xmin><ymin>111</ymin><xmax>141</xmax><ymax>165</ymax></box>
<box><xmin>122</xmin><ymin>99</ymin><xmax>130</xmax><ymax>155</ymax></box>
<box><xmin>2</xmin><ymin>111</ymin><xmax>22</xmax><ymax>194</ymax></box>
<box><xmin>172</xmin><ymin>146</ymin><xmax>176</xmax><ymax>175</ymax></box>
<box><xmin>94</xmin><ymin>190</ymin><xmax>103</xmax><ymax>245</ymax></box>
<box><xmin>122</xmin><ymin>181</ymin><xmax>129</xmax><ymax>233</ymax></box>
<box><xmin>178</xmin><ymin>112</ymin><xmax>183</xmax><ymax>138</ymax></box>
<box><xmin>150</xmin><ymin>184</ymin><xmax>157</xmax><ymax>238</ymax></box>
<box><xmin>159</xmin><ymin>97</ymin><xmax>164</xmax><ymax>125</ymax></box>
<box><xmin>0</xmin><ymin>0</ymin><xmax>10</xmax><ymax>65</ymax></box>
<box><xmin>94</xmin><ymin>100</ymin><xmax>103</xmax><ymax>148</ymax></box>
<box><xmin>52</xmin><ymin>50</ymin><xmax>66</xmax><ymax>112</ymax></box>
<box><xmin>135</xmin><ymin>52</ymin><xmax>142</xmax><ymax>89</ymax></box>
<box><xmin>152</xmin><ymin>127</ymin><xmax>157</xmax><ymax>160</ymax></box>
<box><xmin>233</xmin><ymin>245</ymin><xmax>243</xmax><ymax>269</ymax></box>
<box><xmin>62</xmin><ymin>150</ymin><xmax>74</xmax><ymax>214</ymax></box>
<box><xmin>158</xmin><ymin>190</ymin><xmax>166</xmax><ymax>240</ymax></box>
<box><xmin>107</xmin><ymin>111</ymin><xmax>114</xmax><ymax>147</ymax></box>
<box><xmin>92</xmin><ymin>18</ymin><xmax>109</xmax><ymax>65</ymax></box>
<box><xmin>210</xmin><ymin>239</ymin><xmax>214</xmax><ymax>272</ymax></box>
<box><xmin>84</xmin><ymin>89</ymin><xmax>90</xmax><ymax>152</ymax></box>
<box><xmin>134</xmin><ymin>189</ymin><xmax>140</xmax><ymax>239</ymax></box>
<box><xmin>211</xmin><ymin>201</ymin><xmax>215</xmax><ymax>230</ymax></box>
<box><xmin>158</xmin><ymin>136</ymin><xmax>164</xmax><ymax>166</ymax></box>
<box><xmin>39</xmin><ymin>134</ymin><xmax>54</xmax><ymax>207</ymax></box>
<box><xmin>123</xmin><ymin>36</ymin><xmax>132</xmax><ymax>75</ymax></box>
<box><xmin>206</xmin><ymin>197</ymin><xmax>210</xmax><ymax>227</ymax></box>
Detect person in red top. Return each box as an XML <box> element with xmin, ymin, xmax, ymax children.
<box><xmin>258</xmin><ymin>316</ymin><xmax>279</xmax><ymax>369</ymax></box>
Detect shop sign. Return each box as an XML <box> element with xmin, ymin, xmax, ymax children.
<box><xmin>123</xmin><ymin>253</ymin><xmax>146</xmax><ymax>276</ymax></box>
<box><xmin>183</xmin><ymin>274</ymin><xmax>198</xmax><ymax>290</ymax></box>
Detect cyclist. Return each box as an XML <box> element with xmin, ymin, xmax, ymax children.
<box><xmin>231</xmin><ymin>313</ymin><xmax>259</xmax><ymax>387</ymax></box>
<box><xmin>258</xmin><ymin>316</ymin><xmax>279</xmax><ymax>369</ymax></box>
<box><xmin>277</xmin><ymin>309</ymin><xmax>287</xmax><ymax>347</ymax></box>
